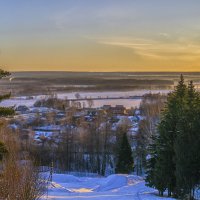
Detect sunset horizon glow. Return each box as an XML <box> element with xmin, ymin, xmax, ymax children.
<box><xmin>1</xmin><ymin>0</ymin><xmax>200</xmax><ymax>72</ymax></box>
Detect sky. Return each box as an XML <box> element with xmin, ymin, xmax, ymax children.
<box><xmin>1</xmin><ymin>0</ymin><xmax>200</xmax><ymax>72</ymax></box>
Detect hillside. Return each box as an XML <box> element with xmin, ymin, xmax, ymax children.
<box><xmin>41</xmin><ymin>173</ymin><xmax>175</xmax><ymax>200</ymax></box>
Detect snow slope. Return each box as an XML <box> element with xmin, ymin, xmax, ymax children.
<box><xmin>41</xmin><ymin>173</ymin><xmax>175</xmax><ymax>200</ymax></box>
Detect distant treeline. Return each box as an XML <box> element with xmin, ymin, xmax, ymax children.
<box><xmin>9</xmin><ymin>77</ymin><xmax>174</xmax><ymax>85</ymax></box>
<box><xmin>11</xmin><ymin>71</ymin><xmax>200</xmax><ymax>79</ymax></box>
<box><xmin>1</xmin><ymin>76</ymin><xmax>174</xmax><ymax>96</ymax></box>
<box><xmin>2</xmin><ymin>71</ymin><xmax>200</xmax><ymax>96</ymax></box>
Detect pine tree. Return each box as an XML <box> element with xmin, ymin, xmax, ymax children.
<box><xmin>146</xmin><ymin>75</ymin><xmax>188</xmax><ymax>197</ymax></box>
<box><xmin>115</xmin><ymin>132</ymin><xmax>134</xmax><ymax>174</ymax></box>
<box><xmin>145</xmin><ymin>135</ymin><xmax>164</xmax><ymax>193</ymax></box>
<box><xmin>146</xmin><ymin>76</ymin><xmax>200</xmax><ymax>199</ymax></box>
<box><xmin>176</xmin><ymin>74</ymin><xmax>187</xmax><ymax>98</ymax></box>
<box><xmin>175</xmin><ymin>81</ymin><xmax>200</xmax><ymax>199</ymax></box>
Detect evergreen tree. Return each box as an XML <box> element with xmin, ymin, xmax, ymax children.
<box><xmin>146</xmin><ymin>76</ymin><xmax>200</xmax><ymax>199</ymax></box>
<box><xmin>146</xmin><ymin>75</ymin><xmax>188</xmax><ymax>197</ymax></box>
<box><xmin>175</xmin><ymin>81</ymin><xmax>200</xmax><ymax>199</ymax></box>
<box><xmin>176</xmin><ymin>74</ymin><xmax>187</xmax><ymax>97</ymax></box>
<box><xmin>145</xmin><ymin>135</ymin><xmax>165</xmax><ymax>194</ymax></box>
<box><xmin>115</xmin><ymin>132</ymin><xmax>134</xmax><ymax>174</ymax></box>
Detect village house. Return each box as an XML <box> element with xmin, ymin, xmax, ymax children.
<box><xmin>102</xmin><ymin>105</ymin><xmax>126</xmax><ymax>115</ymax></box>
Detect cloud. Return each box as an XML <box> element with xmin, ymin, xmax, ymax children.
<box><xmin>94</xmin><ymin>36</ymin><xmax>200</xmax><ymax>61</ymax></box>
<box><xmin>158</xmin><ymin>33</ymin><xmax>170</xmax><ymax>38</ymax></box>
<box><xmin>99</xmin><ymin>41</ymin><xmax>153</xmax><ymax>48</ymax></box>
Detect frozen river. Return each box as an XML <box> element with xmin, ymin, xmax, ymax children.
<box><xmin>0</xmin><ymin>90</ymin><xmax>170</xmax><ymax>109</ymax></box>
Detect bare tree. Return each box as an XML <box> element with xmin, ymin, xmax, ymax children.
<box><xmin>135</xmin><ymin>93</ymin><xmax>166</xmax><ymax>175</ymax></box>
<box><xmin>0</xmin><ymin>121</ymin><xmax>46</xmax><ymax>200</ymax></box>
<box><xmin>87</xmin><ymin>99</ymin><xmax>94</xmax><ymax>108</ymax></box>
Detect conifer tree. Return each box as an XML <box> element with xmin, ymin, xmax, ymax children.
<box><xmin>175</xmin><ymin>81</ymin><xmax>200</xmax><ymax>199</ymax></box>
<box><xmin>115</xmin><ymin>132</ymin><xmax>134</xmax><ymax>174</ymax></box>
<box><xmin>146</xmin><ymin>76</ymin><xmax>200</xmax><ymax>199</ymax></box>
<box><xmin>146</xmin><ymin>75</ymin><xmax>188</xmax><ymax>197</ymax></box>
<box><xmin>145</xmin><ymin>135</ymin><xmax>164</xmax><ymax>194</ymax></box>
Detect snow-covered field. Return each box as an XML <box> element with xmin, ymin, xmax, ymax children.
<box><xmin>41</xmin><ymin>174</ymin><xmax>174</xmax><ymax>200</ymax></box>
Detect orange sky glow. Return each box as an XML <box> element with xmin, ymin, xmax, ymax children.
<box><xmin>1</xmin><ymin>0</ymin><xmax>200</xmax><ymax>72</ymax></box>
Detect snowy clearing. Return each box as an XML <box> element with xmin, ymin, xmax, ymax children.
<box><xmin>41</xmin><ymin>174</ymin><xmax>175</xmax><ymax>200</ymax></box>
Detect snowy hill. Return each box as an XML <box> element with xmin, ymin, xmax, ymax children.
<box><xmin>41</xmin><ymin>174</ymin><xmax>175</xmax><ymax>200</ymax></box>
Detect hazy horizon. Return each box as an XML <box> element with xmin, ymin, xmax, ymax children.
<box><xmin>8</xmin><ymin>70</ymin><xmax>200</xmax><ymax>73</ymax></box>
